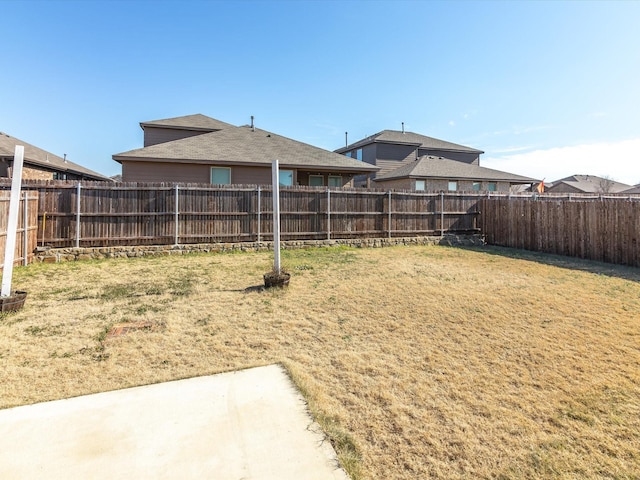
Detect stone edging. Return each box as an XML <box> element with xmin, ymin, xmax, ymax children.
<box><xmin>34</xmin><ymin>234</ymin><xmax>485</xmax><ymax>264</ymax></box>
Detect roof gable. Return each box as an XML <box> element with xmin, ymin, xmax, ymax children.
<box><xmin>374</xmin><ymin>155</ymin><xmax>537</xmax><ymax>183</ymax></box>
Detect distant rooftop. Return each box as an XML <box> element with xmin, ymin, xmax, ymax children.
<box><xmin>374</xmin><ymin>155</ymin><xmax>537</xmax><ymax>183</ymax></box>
<box><xmin>548</xmin><ymin>174</ymin><xmax>631</xmax><ymax>193</ymax></box>
<box><xmin>0</xmin><ymin>131</ymin><xmax>112</xmax><ymax>181</ymax></box>
<box><xmin>140</xmin><ymin>114</ymin><xmax>236</xmax><ymax>132</ymax></box>
<box><xmin>336</xmin><ymin>130</ymin><xmax>484</xmax><ymax>154</ymax></box>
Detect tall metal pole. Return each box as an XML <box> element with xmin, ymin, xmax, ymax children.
<box><xmin>257</xmin><ymin>185</ymin><xmax>261</xmax><ymax>243</ymax></box>
<box><xmin>327</xmin><ymin>188</ymin><xmax>331</xmax><ymax>240</ymax></box>
<box><xmin>271</xmin><ymin>160</ymin><xmax>281</xmax><ymax>273</ymax></box>
<box><xmin>388</xmin><ymin>190</ymin><xmax>392</xmax><ymax>238</ymax></box>
<box><xmin>75</xmin><ymin>183</ymin><xmax>81</xmax><ymax>248</ymax></box>
<box><xmin>174</xmin><ymin>184</ymin><xmax>179</xmax><ymax>245</ymax></box>
<box><xmin>440</xmin><ymin>191</ymin><xmax>445</xmax><ymax>237</ymax></box>
<box><xmin>22</xmin><ymin>192</ymin><xmax>28</xmax><ymax>266</ymax></box>
<box><xmin>2</xmin><ymin>146</ymin><xmax>24</xmax><ymax>296</ymax></box>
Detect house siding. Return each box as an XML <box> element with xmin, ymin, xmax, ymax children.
<box><xmin>0</xmin><ymin>158</ymin><xmax>10</xmax><ymax>177</ymax></box>
<box><xmin>122</xmin><ymin>161</ymin><xmax>333</xmax><ymax>186</ymax></box>
<box><xmin>123</xmin><ymin>162</ymin><xmax>211</xmax><ymax>183</ymax></box>
<box><xmin>374</xmin><ymin>178</ymin><xmax>413</xmax><ymax>190</ymax></box>
<box><xmin>374</xmin><ymin>143</ymin><xmax>417</xmax><ymax>176</ymax></box>
<box><xmin>375</xmin><ymin>178</ymin><xmax>512</xmax><ymax>192</ymax></box>
<box><xmin>545</xmin><ymin>183</ymin><xmax>582</xmax><ymax>194</ymax></box>
<box><xmin>143</xmin><ymin>127</ymin><xmax>210</xmax><ymax>147</ymax></box>
<box><xmin>297</xmin><ymin>171</ymin><xmax>354</xmax><ymax>187</ymax></box>
<box><xmin>362</xmin><ymin>144</ymin><xmax>377</xmax><ymax>165</ymax></box>
<box><xmin>417</xmin><ymin>149</ymin><xmax>480</xmax><ymax>165</ymax></box>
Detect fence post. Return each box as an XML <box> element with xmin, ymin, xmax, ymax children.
<box><xmin>388</xmin><ymin>190</ymin><xmax>392</xmax><ymax>238</ymax></box>
<box><xmin>440</xmin><ymin>191</ymin><xmax>445</xmax><ymax>237</ymax></box>
<box><xmin>75</xmin><ymin>183</ymin><xmax>81</xmax><ymax>248</ymax></box>
<box><xmin>327</xmin><ymin>188</ymin><xmax>331</xmax><ymax>240</ymax></box>
<box><xmin>257</xmin><ymin>185</ymin><xmax>261</xmax><ymax>243</ymax></box>
<box><xmin>22</xmin><ymin>192</ymin><xmax>28</xmax><ymax>266</ymax></box>
<box><xmin>174</xmin><ymin>184</ymin><xmax>179</xmax><ymax>245</ymax></box>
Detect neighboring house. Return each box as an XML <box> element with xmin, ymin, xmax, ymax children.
<box><xmin>372</xmin><ymin>155</ymin><xmax>537</xmax><ymax>192</ymax></box>
<box><xmin>622</xmin><ymin>184</ymin><xmax>640</xmax><ymax>194</ymax></box>
<box><xmin>113</xmin><ymin>114</ymin><xmax>378</xmax><ymax>187</ymax></box>
<box><xmin>546</xmin><ymin>175</ymin><xmax>631</xmax><ymax>194</ymax></box>
<box><xmin>0</xmin><ymin>131</ymin><xmax>112</xmax><ymax>181</ymax></box>
<box><xmin>335</xmin><ymin>129</ymin><xmax>536</xmax><ymax>191</ymax></box>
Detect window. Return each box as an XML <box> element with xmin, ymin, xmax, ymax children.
<box><xmin>487</xmin><ymin>182</ymin><xmax>497</xmax><ymax>192</ymax></box>
<box><xmin>309</xmin><ymin>175</ymin><xmax>324</xmax><ymax>187</ymax></box>
<box><xmin>279</xmin><ymin>169</ymin><xmax>294</xmax><ymax>186</ymax></box>
<box><xmin>211</xmin><ymin>167</ymin><xmax>231</xmax><ymax>184</ymax></box>
<box><xmin>328</xmin><ymin>176</ymin><xmax>342</xmax><ymax>187</ymax></box>
<box><xmin>415</xmin><ymin>180</ymin><xmax>426</xmax><ymax>191</ymax></box>
<box><xmin>448</xmin><ymin>181</ymin><xmax>457</xmax><ymax>191</ymax></box>
<box><xmin>345</xmin><ymin>151</ymin><xmax>352</xmax><ymax>158</ymax></box>
<box><xmin>473</xmin><ymin>182</ymin><xmax>481</xmax><ymax>191</ymax></box>
<box><xmin>356</xmin><ymin>148</ymin><xmax>363</xmax><ymax>161</ymax></box>
<box><xmin>53</xmin><ymin>172</ymin><xmax>67</xmax><ymax>180</ymax></box>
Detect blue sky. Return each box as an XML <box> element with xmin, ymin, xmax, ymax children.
<box><xmin>3</xmin><ymin>0</ymin><xmax>640</xmax><ymax>184</ymax></box>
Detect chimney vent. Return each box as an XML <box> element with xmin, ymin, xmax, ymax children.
<box><xmin>251</xmin><ymin>116</ymin><xmax>255</xmax><ymax>132</ymax></box>
<box><xmin>64</xmin><ymin>154</ymin><xmax>67</xmax><ymax>163</ymax></box>
<box><xmin>402</xmin><ymin>122</ymin><xmax>405</xmax><ymax>134</ymax></box>
<box><xmin>345</xmin><ymin>132</ymin><xmax>348</xmax><ymax>147</ymax></box>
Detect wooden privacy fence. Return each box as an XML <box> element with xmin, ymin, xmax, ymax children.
<box><xmin>5</xmin><ymin>181</ymin><xmax>484</xmax><ymax>248</ymax></box>
<box><xmin>0</xmin><ymin>191</ymin><xmax>39</xmax><ymax>269</ymax></box>
<box><xmin>480</xmin><ymin>197</ymin><xmax>640</xmax><ymax>267</ymax></box>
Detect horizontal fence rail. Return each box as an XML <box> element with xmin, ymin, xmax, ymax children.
<box><xmin>480</xmin><ymin>196</ymin><xmax>640</xmax><ymax>267</ymax></box>
<box><xmin>0</xmin><ymin>180</ymin><xmax>488</xmax><ymax>248</ymax></box>
<box><xmin>0</xmin><ymin>191</ymin><xmax>39</xmax><ymax>269</ymax></box>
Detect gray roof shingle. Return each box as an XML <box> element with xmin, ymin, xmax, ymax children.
<box><xmin>140</xmin><ymin>114</ymin><xmax>235</xmax><ymax>132</ymax></box>
<box><xmin>337</xmin><ymin>130</ymin><xmax>484</xmax><ymax>154</ymax></box>
<box><xmin>548</xmin><ymin>175</ymin><xmax>631</xmax><ymax>193</ymax></box>
<box><xmin>114</xmin><ymin>125</ymin><xmax>379</xmax><ymax>173</ymax></box>
<box><xmin>374</xmin><ymin>155</ymin><xmax>537</xmax><ymax>183</ymax></box>
<box><xmin>0</xmin><ymin>131</ymin><xmax>112</xmax><ymax>181</ymax></box>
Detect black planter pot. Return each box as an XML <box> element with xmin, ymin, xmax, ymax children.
<box><xmin>0</xmin><ymin>290</ymin><xmax>27</xmax><ymax>313</ymax></box>
<box><xmin>263</xmin><ymin>272</ymin><xmax>291</xmax><ymax>288</ymax></box>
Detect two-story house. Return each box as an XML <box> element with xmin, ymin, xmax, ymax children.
<box><xmin>335</xmin><ymin>128</ymin><xmax>536</xmax><ymax>191</ymax></box>
<box><xmin>113</xmin><ymin>114</ymin><xmax>378</xmax><ymax>187</ymax></box>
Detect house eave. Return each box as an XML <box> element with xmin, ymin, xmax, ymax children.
<box><xmin>113</xmin><ymin>155</ymin><xmax>379</xmax><ymax>173</ymax></box>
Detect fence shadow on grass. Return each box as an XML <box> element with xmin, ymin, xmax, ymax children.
<box><xmin>456</xmin><ymin>244</ymin><xmax>640</xmax><ymax>283</ymax></box>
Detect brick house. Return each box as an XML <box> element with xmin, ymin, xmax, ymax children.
<box><xmin>335</xmin><ymin>128</ymin><xmax>536</xmax><ymax>191</ymax></box>
<box><xmin>0</xmin><ymin>131</ymin><xmax>112</xmax><ymax>181</ymax></box>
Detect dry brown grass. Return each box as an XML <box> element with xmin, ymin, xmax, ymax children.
<box><xmin>1</xmin><ymin>245</ymin><xmax>639</xmax><ymax>479</ymax></box>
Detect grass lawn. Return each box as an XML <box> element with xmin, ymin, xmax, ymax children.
<box><xmin>1</xmin><ymin>245</ymin><xmax>639</xmax><ymax>479</ymax></box>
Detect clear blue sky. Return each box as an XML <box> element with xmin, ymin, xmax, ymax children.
<box><xmin>3</xmin><ymin>0</ymin><xmax>639</xmax><ymax>184</ymax></box>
